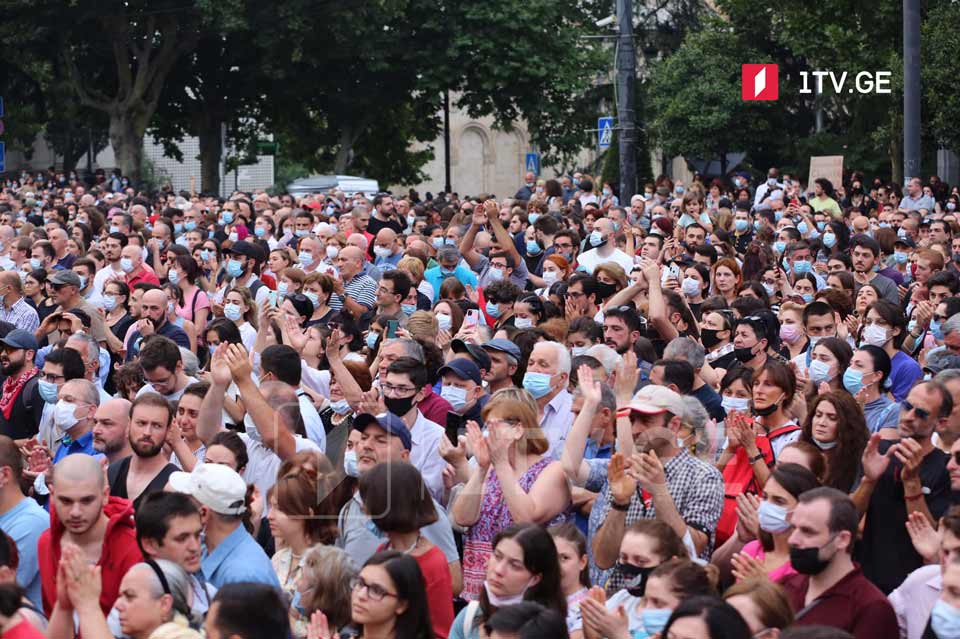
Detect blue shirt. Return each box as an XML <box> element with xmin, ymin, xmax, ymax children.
<box><xmin>0</xmin><ymin>497</ymin><xmax>49</xmax><ymax>608</ymax></box>
<box><xmin>201</xmin><ymin>524</ymin><xmax>280</xmax><ymax>589</ymax></box>
<box><xmin>125</xmin><ymin>321</ymin><xmax>191</xmax><ymax>361</ymax></box>
<box><xmin>52</xmin><ymin>429</ymin><xmax>102</xmax><ymax>464</ymax></box>
<box><xmin>889</xmin><ymin>351</ymin><xmax>923</xmax><ymax>402</ymax></box>
<box><xmin>423</xmin><ymin>265</ymin><xmax>478</xmax><ymax>302</ymax></box>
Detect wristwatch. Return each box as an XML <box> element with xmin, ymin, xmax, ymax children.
<box><xmin>611</xmin><ymin>501</ymin><xmax>631</xmax><ymax>512</ymax></box>
<box><xmin>749</xmin><ymin>452</ymin><xmax>765</xmax><ymax>464</ymax></box>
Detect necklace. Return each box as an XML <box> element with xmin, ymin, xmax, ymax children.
<box><xmin>390</xmin><ymin>533</ymin><xmax>421</xmax><ymax>554</ymax></box>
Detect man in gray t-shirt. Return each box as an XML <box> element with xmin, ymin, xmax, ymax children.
<box><xmin>851</xmin><ymin>235</ymin><xmax>900</xmax><ymax>304</ymax></box>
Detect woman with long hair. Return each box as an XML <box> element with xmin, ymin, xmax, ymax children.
<box><xmin>711</xmin><ymin>463</ymin><xmax>819</xmax><ymax>586</ymax></box>
<box><xmin>337</xmin><ymin>551</ymin><xmax>433</xmax><ymax>639</ymax></box>
<box><xmin>711</xmin><ymin>258</ymin><xmax>742</xmax><ymax>305</ymax></box>
<box><xmin>169</xmin><ymin>254</ymin><xmax>210</xmax><ymax>334</ymax></box>
<box><xmin>549</xmin><ymin>523</ymin><xmax>591</xmax><ymax>635</ymax></box>
<box><xmin>449</xmin><ymin>524</ymin><xmax>566</xmax><ymax>639</ymax></box>
<box><xmin>801</xmin><ymin>337</ymin><xmax>852</xmax><ymax>403</ymax></box>
<box><xmin>222</xmin><ymin>286</ymin><xmax>258</xmax><ymax>352</ymax></box>
<box><xmin>800</xmin><ymin>392</ymin><xmax>868</xmax><ymax>492</ymax></box>
<box><xmin>724</xmin><ymin>578</ymin><xmax>794</xmax><ymax>639</ymax></box>
<box><xmin>291</xmin><ymin>546</ymin><xmax>356</xmax><ymax>639</ymax></box>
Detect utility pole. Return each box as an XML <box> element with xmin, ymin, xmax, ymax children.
<box><xmin>616</xmin><ymin>0</ymin><xmax>637</xmax><ymax>203</ymax></box>
<box><xmin>903</xmin><ymin>0</ymin><xmax>921</xmax><ymax>184</ymax></box>
<box><xmin>443</xmin><ymin>90</ymin><xmax>452</xmax><ymax>194</ymax></box>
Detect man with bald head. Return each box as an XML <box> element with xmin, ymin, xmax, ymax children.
<box><xmin>330</xmin><ymin>245</ymin><xmax>378</xmax><ymax>322</ymax></box>
<box><xmin>372</xmin><ymin>228</ymin><xmax>402</xmax><ymax>271</ymax></box>
<box><xmin>575</xmin><ymin>217</ymin><xmax>635</xmax><ymax>275</ymax></box>
<box><xmin>0</xmin><ymin>271</ymin><xmax>39</xmax><ymax>333</ymax></box>
<box><xmin>38</xmin><ymin>452</ymin><xmax>143</xmax><ymax>616</ymax></box>
<box><xmin>48</xmin><ymin>227</ymin><xmax>74</xmax><ymax>270</ymax></box>
<box><xmin>121</xmin><ymin>242</ymin><xmax>160</xmax><ymax>288</ymax></box>
<box><xmin>124</xmin><ymin>291</ymin><xmax>191</xmax><ymax>361</ymax></box>
<box><xmin>93</xmin><ymin>398</ymin><xmax>133</xmax><ymax>463</ymax></box>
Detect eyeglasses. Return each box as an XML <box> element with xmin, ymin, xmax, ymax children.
<box><xmin>350</xmin><ymin>577</ymin><xmax>398</xmax><ymax>601</ymax></box>
<box><xmin>41</xmin><ymin>372</ymin><xmax>65</xmax><ymax>383</ymax></box>
<box><xmin>381</xmin><ymin>383</ymin><xmax>417</xmax><ymax>396</ymax></box>
<box><xmin>901</xmin><ymin>400</ymin><xmax>931</xmax><ymax>421</ymax></box>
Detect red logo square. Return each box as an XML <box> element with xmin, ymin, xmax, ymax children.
<box><xmin>742</xmin><ymin>64</ymin><xmax>779</xmax><ymax>101</ymax></box>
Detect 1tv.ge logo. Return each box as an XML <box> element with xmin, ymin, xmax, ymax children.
<box><xmin>742</xmin><ymin>64</ymin><xmax>779</xmax><ymax>101</ymax></box>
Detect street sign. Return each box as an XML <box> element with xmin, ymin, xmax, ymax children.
<box><xmin>598</xmin><ymin>117</ymin><xmax>614</xmax><ymax>150</ymax></box>
<box><xmin>525</xmin><ymin>152</ymin><xmax>540</xmax><ymax>176</ymax></box>
<box><xmin>0</xmin><ymin>143</ymin><xmax>5</xmax><ymax>173</ymax></box>
<box><xmin>0</xmin><ymin>97</ymin><xmax>4</xmax><ymax>118</ymax></box>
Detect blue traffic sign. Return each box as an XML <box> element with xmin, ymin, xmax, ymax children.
<box><xmin>598</xmin><ymin>117</ymin><xmax>614</xmax><ymax>150</ymax></box>
<box><xmin>0</xmin><ymin>97</ymin><xmax>4</xmax><ymax>118</ymax></box>
<box><xmin>525</xmin><ymin>152</ymin><xmax>540</xmax><ymax>176</ymax></box>
<box><xmin>0</xmin><ymin>143</ymin><xmax>5</xmax><ymax>173</ymax></box>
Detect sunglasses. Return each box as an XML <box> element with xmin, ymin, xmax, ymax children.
<box><xmin>901</xmin><ymin>400</ymin><xmax>931</xmax><ymax>421</ymax></box>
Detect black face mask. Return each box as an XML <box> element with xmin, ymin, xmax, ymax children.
<box><xmin>753</xmin><ymin>402</ymin><xmax>779</xmax><ymax>417</ymax></box>
<box><xmin>384</xmin><ymin>394</ymin><xmax>417</xmax><ymax>416</ymax></box>
<box><xmin>734</xmin><ymin>345</ymin><xmax>757</xmax><ymax>363</ymax></box>
<box><xmin>789</xmin><ymin>543</ymin><xmax>833</xmax><ymax>575</ymax></box>
<box><xmin>594</xmin><ymin>281</ymin><xmax>617</xmax><ymax>302</ymax></box>
<box><xmin>700</xmin><ymin>328</ymin><xmax>723</xmax><ymax>349</ymax></box>
<box><xmin>619</xmin><ymin>563</ymin><xmax>656</xmax><ymax>597</ymax></box>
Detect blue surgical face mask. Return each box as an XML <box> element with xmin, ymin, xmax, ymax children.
<box><xmin>222</xmin><ymin>211</ymin><xmax>234</xmax><ymax>224</ymax></box>
<box><xmin>816</xmin><ymin>221</ymin><xmax>826</xmax><ymax>232</ymax></box>
<box><xmin>184</xmin><ymin>221</ymin><xmax>197</xmax><ymax>232</ymax></box>
<box><xmin>38</xmin><ymin>379</ymin><xmax>59</xmax><ymax>404</ymax></box>
<box><xmin>485</xmin><ymin>301</ymin><xmax>501</xmax><ymax>318</ymax></box>
<box><xmin>802</xmin><ymin>293</ymin><xmax>815</xmax><ymax>303</ymax></box>
<box><xmin>441</xmin><ymin>385</ymin><xmax>469</xmax><ymax>412</ymax></box>
<box><xmin>30</xmin><ymin>257</ymin><xmax>42</xmax><ymax>270</ymax></box>
<box><xmin>527</xmin><ymin>212</ymin><xmax>540</xmax><ymax>225</ymax></box>
<box><xmin>298</xmin><ymin>251</ymin><xmax>314</xmax><ymax>267</ymax></box>
<box><xmin>401</xmin><ymin>303</ymin><xmax>417</xmax><ymax>316</ymax></box>
<box><xmin>343</xmin><ymin>450</ymin><xmax>360</xmax><ymax>477</ymax></box>
<box><xmin>365</xmin><ymin>332</ymin><xmax>378</xmax><ymax>350</ymax></box>
<box><xmin>721</xmin><ymin>395</ymin><xmax>750</xmax><ymax>413</ymax></box>
<box><xmin>753</xmin><ymin>220</ymin><xmax>761</xmax><ymax>231</ymax></box>
<box><xmin>103</xmin><ymin>295</ymin><xmax>118</xmax><ymax>311</ymax></box>
<box><xmin>734</xmin><ymin>219</ymin><xmax>749</xmax><ymax>232</ymax></box>
<box><xmin>295</xmin><ymin>229</ymin><xmax>309</xmax><ymax>238</ymax></box>
<box><xmin>797</xmin><ymin>221</ymin><xmax>809</xmax><ymax>234</ymax></box>
<box><xmin>774</xmin><ymin>241</ymin><xmax>786</xmax><ymax>254</ymax></box>
<box><xmin>526</xmin><ymin>239</ymin><xmax>542</xmax><ymax>255</ymax></box>
<box><xmin>931</xmin><ymin>599</ymin><xmax>960</xmax><ymax>639</ymax></box>
<box><xmin>304</xmin><ymin>291</ymin><xmax>320</xmax><ymax>309</ymax></box>
<box><xmin>174</xmin><ymin>223</ymin><xmax>183</xmax><ymax>235</ymax></box>
<box><xmin>822</xmin><ymin>233</ymin><xmax>837</xmax><ymax>248</ymax></box>
<box><xmin>224</xmin><ymin>303</ymin><xmax>243</xmax><ymax>322</ymax></box>
<box><xmin>167</xmin><ymin>269</ymin><xmax>180</xmax><ymax>285</ymax></box>
<box><xmin>522</xmin><ymin>371</ymin><xmax>554</xmax><ymax>399</ymax></box>
<box><xmin>641</xmin><ymin>608</ymin><xmax>673</xmax><ymax>636</ymax></box>
<box><xmin>254</xmin><ymin>227</ymin><xmax>266</xmax><ymax>238</ymax></box>
<box><xmin>894</xmin><ymin>251</ymin><xmax>909</xmax><ymax>264</ymax></box>
<box><xmin>843</xmin><ymin>369</ymin><xmax>866</xmax><ymax>395</ymax></box>
<box><xmin>792</xmin><ymin>260</ymin><xmax>812</xmax><ymax>275</ymax></box>
<box><xmin>932</xmin><ymin>320</ymin><xmax>945</xmax><ymax>341</ymax></box>
<box><xmin>226</xmin><ymin>259</ymin><xmax>244</xmax><ymax>278</ymax></box>
<box><xmin>757</xmin><ymin>501</ymin><xmax>791</xmax><ymax>534</ymax></box>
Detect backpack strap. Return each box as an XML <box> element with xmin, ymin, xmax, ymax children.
<box><xmin>463</xmin><ymin>600</ymin><xmax>480</xmax><ymax>636</ymax></box>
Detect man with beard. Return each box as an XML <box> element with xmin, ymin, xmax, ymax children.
<box><xmin>124</xmin><ymin>289</ymin><xmax>190</xmax><ymax>361</ymax></box>
<box><xmin>92</xmin><ymin>398</ymin><xmax>133</xmax><ymax>464</ymax></box>
<box><xmin>107</xmin><ymin>392</ymin><xmax>178</xmax><ymax>511</ymax></box>
<box><xmin>0</xmin><ymin>329</ymin><xmax>42</xmax><ymax>441</ymax></box>
<box><xmin>38</xmin><ymin>453</ymin><xmax>142</xmax><ymax>616</ymax></box>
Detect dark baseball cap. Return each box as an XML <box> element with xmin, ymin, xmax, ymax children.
<box><xmin>353</xmin><ymin>412</ymin><xmax>412</xmax><ymax>450</ymax></box>
<box><xmin>50</xmin><ymin>270</ymin><xmax>82</xmax><ymax>288</ymax></box>
<box><xmin>450</xmin><ymin>339</ymin><xmax>491</xmax><ymax>372</ymax></box>
<box><xmin>225</xmin><ymin>240</ymin><xmax>263</xmax><ymax>261</ymax></box>
<box><xmin>481</xmin><ymin>338</ymin><xmax>521</xmax><ymax>361</ymax></box>
<box><xmin>0</xmin><ymin>329</ymin><xmax>38</xmax><ymax>352</ymax></box>
<box><xmin>438</xmin><ymin>358</ymin><xmax>482</xmax><ymax>385</ymax></box>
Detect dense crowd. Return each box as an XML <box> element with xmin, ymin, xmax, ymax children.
<box><xmin>0</xmin><ymin>165</ymin><xmax>955</xmax><ymax>639</ymax></box>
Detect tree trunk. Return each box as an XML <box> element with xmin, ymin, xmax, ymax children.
<box><xmin>108</xmin><ymin>109</ymin><xmax>148</xmax><ymax>185</ymax></box>
<box><xmin>197</xmin><ymin>115</ymin><xmax>223</xmax><ymax>196</ymax></box>
<box><xmin>333</xmin><ymin>125</ymin><xmax>358</xmax><ymax>174</ymax></box>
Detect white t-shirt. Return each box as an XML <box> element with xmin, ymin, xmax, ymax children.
<box><xmin>575</xmin><ymin>248</ymin><xmax>635</xmax><ymax>275</ymax></box>
<box><xmin>239</xmin><ymin>432</ymin><xmax>321</xmax><ymax>497</ymax></box>
<box><xmin>409</xmin><ymin>411</ymin><xmax>446</xmax><ymax>503</ymax></box>
<box><xmin>241</xmin><ymin>391</ymin><xmax>326</xmax><ymax>451</ymax></box>
<box><xmin>136</xmin><ymin>376</ymin><xmax>200</xmax><ymax>402</ymax></box>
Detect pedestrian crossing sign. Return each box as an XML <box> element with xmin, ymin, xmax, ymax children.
<box><xmin>598</xmin><ymin>117</ymin><xmax>614</xmax><ymax>150</ymax></box>
<box><xmin>525</xmin><ymin>152</ymin><xmax>540</xmax><ymax>176</ymax></box>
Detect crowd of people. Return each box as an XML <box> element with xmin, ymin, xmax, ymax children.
<box><xmin>0</xmin><ymin>165</ymin><xmax>955</xmax><ymax>639</ymax></box>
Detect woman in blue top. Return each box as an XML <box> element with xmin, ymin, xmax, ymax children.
<box><xmin>858</xmin><ymin>300</ymin><xmax>921</xmax><ymax>401</ymax></box>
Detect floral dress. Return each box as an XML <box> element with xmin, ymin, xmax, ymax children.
<box><xmin>461</xmin><ymin>457</ymin><xmax>569</xmax><ymax>600</ymax></box>
<box><xmin>272</xmin><ymin>547</ymin><xmax>308</xmax><ymax>638</ymax></box>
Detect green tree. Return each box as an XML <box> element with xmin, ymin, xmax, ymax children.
<box><xmin>647</xmin><ymin>22</ymin><xmax>775</xmax><ymax>176</ymax></box>
<box><xmin>923</xmin><ymin>2</ymin><xmax>960</xmax><ymax>153</ymax></box>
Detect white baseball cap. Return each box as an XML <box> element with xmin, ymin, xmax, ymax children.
<box><xmin>168</xmin><ymin>463</ymin><xmax>247</xmax><ymax>516</ymax></box>
<box><xmin>618</xmin><ymin>385</ymin><xmax>686</xmax><ymax>417</ymax></box>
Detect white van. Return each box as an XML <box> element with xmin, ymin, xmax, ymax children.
<box><xmin>286</xmin><ymin>175</ymin><xmax>380</xmax><ymax>198</ymax></box>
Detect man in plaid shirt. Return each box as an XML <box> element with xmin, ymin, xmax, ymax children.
<box><xmin>588</xmin><ymin>384</ymin><xmax>724</xmax><ymax>591</ymax></box>
<box><xmin>0</xmin><ymin>272</ymin><xmax>39</xmax><ymax>334</ymax></box>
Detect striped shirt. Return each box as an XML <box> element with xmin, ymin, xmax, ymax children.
<box><xmin>329</xmin><ymin>273</ymin><xmax>377</xmax><ymax>314</ymax></box>
<box><xmin>0</xmin><ymin>297</ymin><xmax>39</xmax><ymax>333</ymax></box>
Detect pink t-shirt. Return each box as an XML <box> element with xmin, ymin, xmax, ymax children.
<box><xmin>177</xmin><ymin>287</ymin><xmax>210</xmax><ymax>322</ymax></box>
<box><xmin>742</xmin><ymin>540</ymin><xmax>797</xmax><ymax>581</ymax></box>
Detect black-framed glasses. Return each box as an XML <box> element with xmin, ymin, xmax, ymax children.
<box><xmin>901</xmin><ymin>400</ymin><xmax>931</xmax><ymax>421</ymax></box>
<box><xmin>350</xmin><ymin>577</ymin><xmax>398</xmax><ymax>601</ymax></box>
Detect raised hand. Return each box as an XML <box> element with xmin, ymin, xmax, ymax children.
<box><xmin>579</xmin><ymin>364</ymin><xmax>601</xmax><ymax>405</ymax></box>
<box><xmin>894</xmin><ymin>437</ymin><xmax>925</xmax><ymax>481</ymax></box>
<box><xmin>466</xmin><ymin>421</ymin><xmax>491</xmax><ymax>470</ymax></box>
<box><xmin>608</xmin><ymin>453</ymin><xmax>637</xmax><ymax>506</ymax></box>
<box><xmin>358</xmin><ymin>388</ymin><xmax>386</xmax><ymax>416</ymax></box>
<box><xmin>905</xmin><ymin>511</ymin><xmax>940</xmax><ymax>563</ymax></box>
<box><xmin>613</xmin><ymin>350</ymin><xmax>639</xmax><ymax>403</ymax></box>
<box><xmin>861</xmin><ymin>433</ymin><xmax>892</xmax><ymax>482</ymax></box>
<box><xmin>210</xmin><ymin>346</ymin><xmax>233</xmax><ymax>387</ymax></box>
<box><xmin>224</xmin><ymin>344</ymin><xmax>253</xmax><ymax>382</ymax></box>
<box><xmin>307</xmin><ymin>610</ymin><xmax>335</xmax><ymax>639</ymax></box>
<box><xmin>731</xmin><ymin>552</ymin><xmax>767</xmax><ymax>582</ymax></box>
<box><xmin>439</xmin><ymin>432</ymin><xmax>467</xmax><ymax>465</ymax></box>
<box><xmin>735</xmin><ymin>492</ymin><xmax>761</xmax><ymax>542</ymax></box>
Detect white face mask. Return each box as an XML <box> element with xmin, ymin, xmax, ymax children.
<box><xmin>721</xmin><ymin>395</ymin><xmax>750</xmax><ymax>413</ymax></box>
<box><xmin>483</xmin><ymin>580</ymin><xmax>531</xmax><ymax>608</ymax></box>
<box><xmin>861</xmin><ymin>323</ymin><xmax>889</xmax><ymax>347</ymax></box>
<box><xmin>343</xmin><ymin>450</ymin><xmax>359</xmax><ymax>477</ymax></box>
<box><xmin>55</xmin><ymin>400</ymin><xmax>81</xmax><ymax>431</ymax></box>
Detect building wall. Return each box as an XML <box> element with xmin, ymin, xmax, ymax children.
<box><xmin>401</xmin><ymin>101</ymin><xmax>598</xmax><ymax>200</ymax></box>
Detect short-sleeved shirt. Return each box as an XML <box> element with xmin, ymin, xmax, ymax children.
<box><xmin>575</xmin><ymin>248</ymin><xmax>635</xmax><ymax>275</ymax></box>
<box><xmin>201</xmin><ymin>524</ymin><xmax>281</xmax><ymax>589</ymax></box>
<box><xmin>177</xmin><ymin>287</ymin><xmax>210</xmax><ymax>323</ymax></box>
<box><xmin>0</xmin><ymin>298</ymin><xmax>39</xmax><ymax>334</ymax></box>
<box><xmin>853</xmin><ymin>273</ymin><xmax>900</xmax><ymax>305</ymax></box>
<box><xmin>423</xmin><ymin>265</ymin><xmax>478</xmax><ymax>302</ymax></box>
<box><xmin>125</xmin><ymin>321</ymin><xmax>191</xmax><ymax>361</ymax></box>
<box><xmin>864</xmin><ymin>396</ymin><xmax>900</xmax><ymax>433</ymax></box>
<box><xmin>592</xmin><ymin>449</ymin><xmax>724</xmax><ymax>591</ymax></box>
<box><xmin>857</xmin><ymin>441</ymin><xmax>952</xmax><ymax>593</ymax></box>
<box><xmin>328</xmin><ymin>273</ymin><xmax>378</xmax><ymax>314</ymax></box>
<box><xmin>0</xmin><ymin>497</ymin><xmax>49</xmax><ymax>609</ymax></box>
<box><xmin>240</xmin><ymin>433</ymin><xmax>321</xmax><ymax>498</ymax></box>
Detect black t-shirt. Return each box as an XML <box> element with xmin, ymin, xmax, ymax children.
<box><xmin>856</xmin><ymin>441</ymin><xmax>951</xmax><ymax>594</ymax></box>
<box><xmin>0</xmin><ymin>375</ymin><xmax>42</xmax><ymax>440</ymax></box>
<box><xmin>108</xmin><ymin>456</ymin><xmax>179</xmax><ymax>513</ymax></box>
<box><xmin>366</xmin><ymin>214</ymin><xmax>405</xmax><ymax>236</ymax></box>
